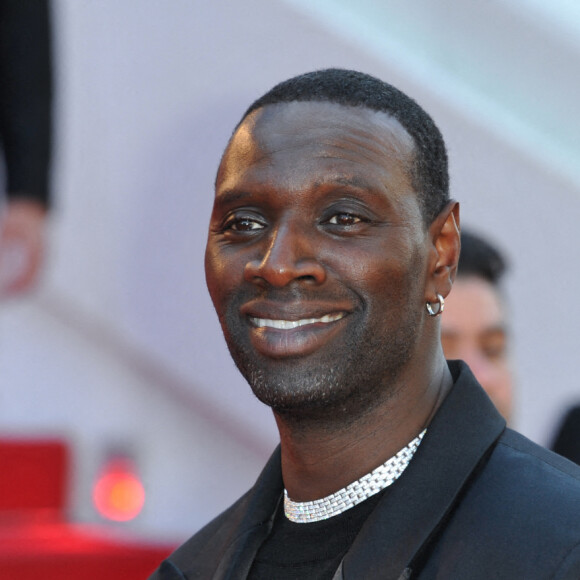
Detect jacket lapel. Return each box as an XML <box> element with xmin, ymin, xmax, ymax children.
<box><xmin>211</xmin><ymin>447</ymin><xmax>284</xmax><ymax>580</ymax></box>
<box><xmin>340</xmin><ymin>362</ymin><xmax>506</xmax><ymax>579</ymax></box>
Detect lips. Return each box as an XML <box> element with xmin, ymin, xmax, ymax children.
<box><xmin>243</xmin><ymin>306</ymin><xmax>350</xmax><ymax>359</ymax></box>
<box><xmin>249</xmin><ymin>312</ymin><xmax>345</xmax><ymax>330</ymax></box>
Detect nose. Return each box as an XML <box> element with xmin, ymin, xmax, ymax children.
<box><xmin>244</xmin><ymin>222</ymin><xmax>326</xmax><ymax>287</ymax></box>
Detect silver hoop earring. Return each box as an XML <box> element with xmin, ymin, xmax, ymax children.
<box><xmin>426</xmin><ymin>294</ymin><xmax>445</xmax><ymax>317</ymax></box>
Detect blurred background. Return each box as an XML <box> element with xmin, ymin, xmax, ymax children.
<box><xmin>1</xmin><ymin>0</ymin><xmax>579</xmax><ymax>550</ymax></box>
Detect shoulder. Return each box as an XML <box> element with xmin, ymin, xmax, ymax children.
<box><xmin>494</xmin><ymin>428</ymin><xmax>580</xmax><ymax>491</ymax></box>
<box><xmin>461</xmin><ymin>429</ymin><xmax>580</xmax><ymax>570</ymax></box>
<box><xmin>419</xmin><ymin>429</ymin><xmax>580</xmax><ymax>578</ymax></box>
<box><xmin>472</xmin><ymin>428</ymin><xmax>580</xmax><ymax>528</ymax></box>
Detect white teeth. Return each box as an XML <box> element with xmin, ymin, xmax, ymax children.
<box><xmin>250</xmin><ymin>313</ymin><xmax>344</xmax><ymax>330</ymax></box>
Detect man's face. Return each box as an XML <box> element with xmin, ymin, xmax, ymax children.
<box><xmin>441</xmin><ymin>276</ymin><xmax>513</xmax><ymax>421</ymax></box>
<box><xmin>205</xmin><ymin>101</ymin><xmax>432</xmax><ymax>420</ymax></box>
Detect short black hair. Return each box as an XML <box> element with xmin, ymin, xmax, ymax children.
<box><xmin>237</xmin><ymin>68</ymin><xmax>449</xmax><ymax>224</ymax></box>
<box><xmin>458</xmin><ymin>230</ymin><xmax>507</xmax><ymax>286</ymax></box>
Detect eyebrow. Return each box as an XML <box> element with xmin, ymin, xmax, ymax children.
<box><xmin>214</xmin><ymin>189</ymin><xmax>251</xmax><ymax>205</ymax></box>
<box><xmin>315</xmin><ymin>175</ymin><xmax>373</xmax><ymax>190</ymax></box>
<box><xmin>214</xmin><ymin>173</ymin><xmax>390</xmax><ymax>210</ymax></box>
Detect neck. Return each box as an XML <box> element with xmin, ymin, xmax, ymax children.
<box><xmin>276</xmin><ymin>356</ymin><xmax>452</xmax><ymax>502</ymax></box>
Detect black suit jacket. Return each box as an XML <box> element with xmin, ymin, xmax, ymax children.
<box><xmin>151</xmin><ymin>362</ymin><xmax>580</xmax><ymax>579</ymax></box>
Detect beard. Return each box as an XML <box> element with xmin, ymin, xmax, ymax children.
<box><xmin>219</xmin><ymin>294</ymin><xmax>422</xmax><ymax>425</ymax></box>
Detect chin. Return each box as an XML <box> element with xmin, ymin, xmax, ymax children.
<box><xmin>243</xmin><ymin>357</ymin><xmax>346</xmax><ymax>411</ymax></box>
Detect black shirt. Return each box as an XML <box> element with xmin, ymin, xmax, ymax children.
<box><xmin>248</xmin><ymin>491</ymin><xmax>385</xmax><ymax>580</ymax></box>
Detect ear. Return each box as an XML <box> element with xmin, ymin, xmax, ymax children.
<box><xmin>425</xmin><ymin>201</ymin><xmax>460</xmax><ymax>302</ymax></box>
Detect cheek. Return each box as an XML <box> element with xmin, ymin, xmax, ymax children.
<box><xmin>354</xmin><ymin>262</ymin><xmax>421</xmax><ymax>318</ymax></box>
<box><xmin>329</xmin><ymin>239</ymin><xmax>413</xmax><ymax>283</ymax></box>
<box><xmin>491</xmin><ymin>361</ymin><xmax>513</xmax><ymax>387</ymax></box>
<box><xmin>205</xmin><ymin>243</ymin><xmax>255</xmax><ymax>324</ymax></box>
<box><xmin>360</xmin><ymin>251</ymin><xmax>425</xmax><ymax>307</ymax></box>
<box><xmin>204</xmin><ymin>244</ymin><xmax>233</xmax><ymax>310</ymax></box>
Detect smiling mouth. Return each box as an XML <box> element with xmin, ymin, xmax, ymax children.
<box><xmin>249</xmin><ymin>312</ymin><xmax>345</xmax><ymax>330</ymax></box>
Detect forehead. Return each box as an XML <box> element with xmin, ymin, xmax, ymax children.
<box><xmin>216</xmin><ymin>101</ymin><xmax>416</xmax><ymax>195</ymax></box>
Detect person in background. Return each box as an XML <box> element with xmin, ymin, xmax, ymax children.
<box><xmin>0</xmin><ymin>0</ymin><xmax>53</xmax><ymax>296</ymax></box>
<box><xmin>440</xmin><ymin>229</ymin><xmax>514</xmax><ymax>423</ymax></box>
<box><xmin>551</xmin><ymin>405</ymin><xmax>580</xmax><ymax>465</ymax></box>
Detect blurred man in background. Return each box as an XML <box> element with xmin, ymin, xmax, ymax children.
<box><xmin>441</xmin><ymin>229</ymin><xmax>514</xmax><ymax>423</ymax></box>
<box><xmin>0</xmin><ymin>0</ymin><xmax>53</xmax><ymax>296</ymax></box>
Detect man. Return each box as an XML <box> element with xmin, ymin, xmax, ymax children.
<box><xmin>0</xmin><ymin>0</ymin><xmax>53</xmax><ymax>295</ymax></box>
<box><xmin>441</xmin><ymin>230</ymin><xmax>514</xmax><ymax>422</ymax></box>
<box><xmin>150</xmin><ymin>69</ymin><xmax>580</xmax><ymax>579</ymax></box>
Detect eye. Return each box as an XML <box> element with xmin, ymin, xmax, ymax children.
<box><xmin>481</xmin><ymin>331</ymin><xmax>508</xmax><ymax>361</ymax></box>
<box><xmin>326</xmin><ymin>212</ymin><xmax>364</xmax><ymax>226</ymax></box>
<box><xmin>483</xmin><ymin>344</ymin><xmax>507</xmax><ymax>361</ymax></box>
<box><xmin>224</xmin><ymin>216</ymin><xmax>265</xmax><ymax>232</ymax></box>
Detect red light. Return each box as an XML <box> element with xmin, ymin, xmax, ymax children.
<box><xmin>93</xmin><ymin>458</ymin><xmax>145</xmax><ymax>522</ymax></box>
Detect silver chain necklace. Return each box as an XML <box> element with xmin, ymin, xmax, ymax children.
<box><xmin>284</xmin><ymin>429</ymin><xmax>426</xmax><ymax>524</ymax></box>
